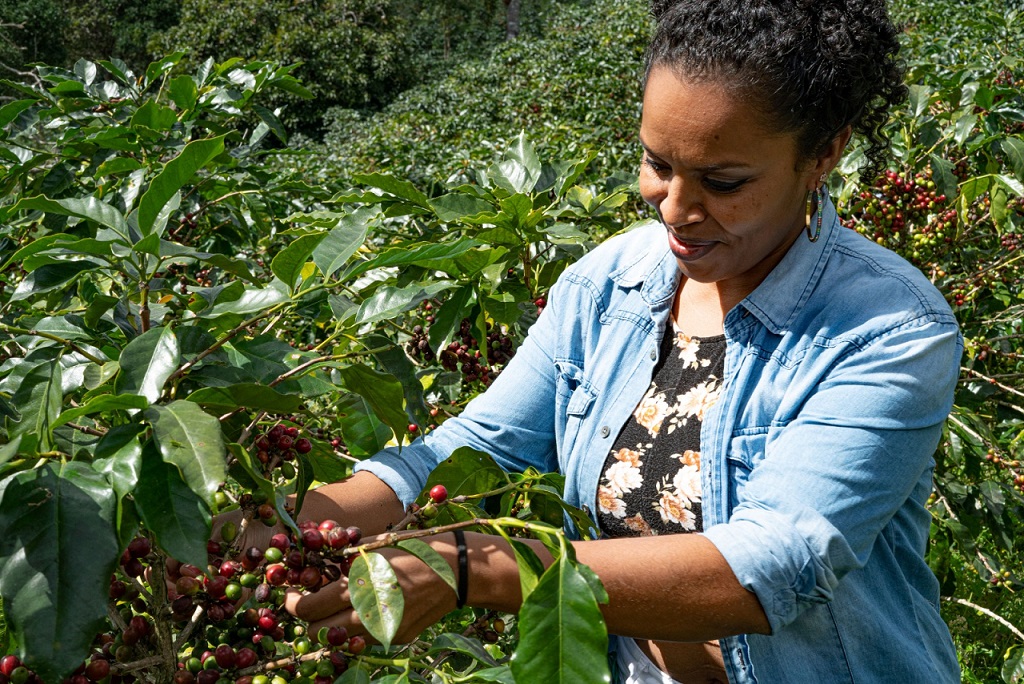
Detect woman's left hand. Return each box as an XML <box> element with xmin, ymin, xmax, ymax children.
<box><xmin>284</xmin><ymin>533</ymin><xmax>459</xmax><ymax>645</ymax></box>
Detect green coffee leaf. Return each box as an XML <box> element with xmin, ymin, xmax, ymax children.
<box><xmin>271</xmin><ymin>232</ymin><xmax>326</xmax><ymax>291</ymax></box>
<box><xmin>134</xmin><ymin>443</ymin><xmax>212</xmax><ymax>568</ymax></box>
<box><xmin>7</xmin><ymin>362</ymin><xmax>62</xmax><ymax>452</ymax></box>
<box><xmin>0</xmin><ymin>462</ymin><xmax>119</xmax><ymax>684</ymax></box>
<box><xmin>137</xmin><ymin>135</ymin><xmax>226</xmax><ymax>234</ymax></box>
<box><xmin>511</xmin><ymin>556</ymin><xmax>610</xmax><ymax>684</ymax></box>
<box><xmin>396</xmin><ymin>538</ymin><xmax>457</xmax><ymax>593</ymax></box>
<box><xmin>145</xmin><ymin>400</ymin><xmax>226</xmax><ymax>504</ymax></box>
<box><xmin>115</xmin><ymin>325</ymin><xmax>180</xmax><ymax>404</ymax></box>
<box><xmin>349</xmin><ymin>552</ymin><xmax>404</xmax><ymax>650</ymax></box>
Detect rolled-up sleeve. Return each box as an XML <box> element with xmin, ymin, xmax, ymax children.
<box><xmin>702</xmin><ymin>318</ymin><xmax>962</xmax><ymax>631</ymax></box>
<box><xmin>355</xmin><ymin>278</ymin><xmax>568</xmax><ymax>505</ymax></box>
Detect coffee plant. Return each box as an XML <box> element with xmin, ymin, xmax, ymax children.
<box><xmin>0</xmin><ymin>53</ymin><xmax>629</xmax><ymax>682</ymax></box>
<box><xmin>2</xmin><ymin>0</ymin><xmax>1024</xmax><ymax>680</ymax></box>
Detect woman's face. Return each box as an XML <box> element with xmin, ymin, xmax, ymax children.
<box><xmin>639</xmin><ymin>66</ymin><xmax>840</xmax><ymax>299</ymax></box>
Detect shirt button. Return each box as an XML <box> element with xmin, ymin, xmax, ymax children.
<box><xmin>649</xmin><ymin>348</ymin><xmax>656</xmax><ymax>361</ymax></box>
<box><xmin>600</xmin><ymin>426</ymin><xmax>610</xmax><ymax>438</ymax></box>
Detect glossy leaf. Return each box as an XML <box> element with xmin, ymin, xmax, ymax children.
<box><xmin>428</xmin><ymin>283</ymin><xmax>476</xmax><ymax>353</ymax></box>
<box><xmin>208</xmin><ymin>280</ymin><xmax>289</xmax><ymax>317</ymax></box>
<box><xmin>396</xmin><ymin>539</ymin><xmax>457</xmax><ymax>593</ymax></box>
<box><xmin>0</xmin><ymin>462</ymin><xmax>119</xmax><ymax>683</ymax></box>
<box><xmin>9</xmin><ymin>260</ymin><xmax>102</xmax><ymax>301</ymax></box>
<box><xmin>346</xmin><ymin>239</ymin><xmax>482</xmax><ymax>280</ymax></box>
<box><xmin>12</xmin><ymin>195</ymin><xmax>129</xmax><ymax>240</ymax></box>
<box><xmin>348</xmin><ymin>552</ymin><xmax>404</xmax><ymax>650</ymax></box>
<box><xmin>337</xmin><ymin>392</ymin><xmax>392</xmax><ymax>457</ymax></box>
<box><xmin>53</xmin><ymin>394</ymin><xmax>149</xmax><ymax>429</ymax></box>
<box><xmin>185</xmin><ymin>383</ymin><xmax>303</xmax><ymax>413</ymax></box>
<box><xmin>137</xmin><ymin>135</ymin><xmax>226</xmax><ymax>234</ymax></box>
<box><xmin>134</xmin><ymin>443</ymin><xmax>212</xmax><ymax>568</ymax></box>
<box><xmin>1004</xmin><ymin>646</ymin><xmax>1024</xmax><ymax>684</ymax></box>
<box><xmin>426</xmin><ymin>633</ymin><xmax>500</xmax><ymax>664</ymax></box>
<box><xmin>92</xmin><ymin>424</ymin><xmax>146</xmax><ymax>500</ymax></box>
<box><xmin>511</xmin><ymin>555</ymin><xmax>610</xmax><ymax>684</ymax></box>
<box><xmin>144</xmin><ymin>401</ymin><xmax>226</xmax><ymax>504</ymax></box>
<box><xmin>429</xmin><ymin>193</ymin><xmax>494</xmax><ymax>222</ymax></box>
<box><xmin>7</xmin><ymin>361</ymin><xmax>62</xmax><ymax>452</ymax></box>
<box><xmin>0</xmin><ymin>99</ymin><xmax>36</xmax><ymax>129</ymax></box>
<box><xmin>1000</xmin><ymin>136</ymin><xmax>1024</xmax><ymax>183</ymax></box>
<box><xmin>352</xmin><ymin>172</ymin><xmax>430</xmax><ymax>208</ymax></box>
<box><xmin>115</xmin><ymin>325</ymin><xmax>179</xmax><ymax>403</ymax></box>
<box><xmin>312</xmin><ymin>206</ymin><xmax>376</xmax><ymax>277</ymax></box>
<box><xmin>355</xmin><ymin>281</ymin><xmax>455</xmax><ymax>326</ymax></box>
<box><xmin>419</xmin><ymin>447</ymin><xmax>509</xmax><ymax>506</ymax></box>
<box><xmin>337</xmin><ymin>365</ymin><xmax>409</xmax><ymax>443</ymax></box>
<box><xmin>271</xmin><ymin>232</ymin><xmax>326</xmax><ymax>291</ymax></box>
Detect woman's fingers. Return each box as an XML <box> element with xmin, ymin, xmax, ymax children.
<box><xmin>284</xmin><ymin>580</ymin><xmax>352</xmax><ymax>623</ymax></box>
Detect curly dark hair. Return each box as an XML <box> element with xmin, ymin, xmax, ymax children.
<box><xmin>645</xmin><ymin>0</ymin><xmax>907</xmax><ymax>181</ymax></box>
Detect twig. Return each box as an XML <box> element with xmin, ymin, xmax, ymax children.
<box><xmin>66</xmin><ymin>422</ymin><xmax>108</xmax><ymax>437</ymax></box>
<box><xmin>943</xmin><ymin>596</ymin><xmax>1024</xmax><ymax>641</ymax></box>
<box><xmin>0</xmin><ymin>324</ymin><xmax>107</xmax><ymax>364</ymax></box>
<box><xmin>168</xmin><ymin>304</ymin><xmax>287</xmax><ymax>382</ymax></box>
<box><xmin>173</xmin><ymin>605</ymin><xmax>206</xmax><ymax>652</ymax></box>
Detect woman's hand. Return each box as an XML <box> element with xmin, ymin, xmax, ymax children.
<box><xmin>284</xmin><ymin>533</ymin><xmax>459</xmax><ymax>645</ymax></box>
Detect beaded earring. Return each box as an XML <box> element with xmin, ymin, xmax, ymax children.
<box><xmin>806</xmin><ymin>176</ymin><xmax>827</xmax><ymax>243</ymax></box>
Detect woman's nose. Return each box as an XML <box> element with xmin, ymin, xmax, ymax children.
<box><xmin>656</xmin><ymin>176</ymin><xmax>706</xmax><ymax>227</ymax></box>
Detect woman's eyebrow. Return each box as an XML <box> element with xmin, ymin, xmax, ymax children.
<box><xmin>639</xmin><ymin>140</ymin><xmax>754</xmax><ymax>172</ymax></box>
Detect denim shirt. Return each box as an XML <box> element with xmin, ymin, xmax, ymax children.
<box><xmin>357</xmin><ymin>196</ymin><xmax>963</xmax><ymax>683</ymax></box>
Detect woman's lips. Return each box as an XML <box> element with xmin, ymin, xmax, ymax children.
<box><xmin>666</xmin><ymin>231</ymin><xmax>716</xmax><ymax>261</ymax></box>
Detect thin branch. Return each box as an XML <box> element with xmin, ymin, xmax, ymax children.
<box><xmin>943</xmin><ymin>596</ymin><xmax>1024</xmax><ymax>641</ymax></box>
<box><xmin>67</xmin><ymin>422</ymin><xmax>108</xmax><ymax>437</ymax></box>
<box><xmin>168</xmin><ymin>303</ymin><xmax>287</xmax><ymax>382</ymax></box>
<box><xmin>0</xmin><ymin>324</ymin><xmax>107</xmax><ymax>364</ymax></box>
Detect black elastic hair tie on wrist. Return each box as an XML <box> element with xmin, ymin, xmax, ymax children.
<box><xmin>453</xmin><ymin>529</ymin><xmax>468</xmax><ymax>608</ymax></box>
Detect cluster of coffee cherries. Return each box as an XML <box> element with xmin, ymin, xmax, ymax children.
<box><xmin>841</xmin><ymin>169</ymin><xmax>950</xmax><ymax>264</ymax></box>
<box><xmin>251</xmin><ymin>423</ymin><xmax>313</xmax><ymax>480</ymax></box>
<box><xmin>438</xmin><ymin>318</ymin><xmax>516</xmax><ymax>388</ymax></box>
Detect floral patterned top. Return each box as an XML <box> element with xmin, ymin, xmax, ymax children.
<box><xmin>597</xmin><ymin>322</ymin><xmax>726</xmax><ymax>537</ymax></box>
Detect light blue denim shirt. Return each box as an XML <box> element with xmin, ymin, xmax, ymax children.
<box><xmin>357</xmin><ymin>196</ymin><xmax>963</xmax><ymax>683</ymax></box>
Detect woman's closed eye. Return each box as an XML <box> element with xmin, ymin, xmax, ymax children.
<box><xmin>703</xmin><ymin>177</ymin><xmax>747</xmax><ymax>193</ymax></box>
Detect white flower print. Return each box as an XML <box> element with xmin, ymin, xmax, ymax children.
<box><xmin>676</xmin><ymin>379</ymin><xmax>721</xmax><ymax>421</ymax></box>
<box><xmin>677</xmin><ymin>450</ymin><xmax>701</xmax><ymax>469</ymax></box>
<box><xmin>612</xmin><ymin>447</ymin><xmax>643</xmax><ymax>468</ymax></box>
<box><xmin>674</xmin><ymin>331</ymin><xmax>712</xmax><ymax>369</ymax></box>
<box><xmin>605</xmin><ymin>460</ymin><xmax>643</xmax><ymax>495</ymax></box>
<box><xmin>672</xmin><ymin>464</ymin><xmax>702</xmax><ymax>503</ymax></box>
<box><xmin>634</xmin><ymin>388</ymin><xmax>670</xmax><ymax>437</ymax></box>
<box><xmin>598</xmin><ymin>485</ymin><xmax>627</xmax><ymax>518</ymax></box>
<box><xmin>656</xmin><ymin>492</ymin><xmax>697</xmax><ymax>530</ymax></box>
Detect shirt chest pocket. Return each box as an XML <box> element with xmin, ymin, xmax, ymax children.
<box><xmin>555</xmin><ymin>361</ymin><xmax>598</xmax><ymax>459</ymax></box>
<box><xmin>726</xmin><ymin>431</ymin><xmax>769</xmax><ymax>511</ymax></box>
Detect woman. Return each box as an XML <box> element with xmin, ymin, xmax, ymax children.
<box><xmin>284</xmin><ymin>0</ymin><xmax>963</xmax><ymax>681</ymax></box>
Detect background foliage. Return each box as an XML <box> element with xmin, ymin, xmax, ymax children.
<box><xmin>0</xmin><ymin>0</ymin><xmax>1023</xmax><ymax>682</ymax></box>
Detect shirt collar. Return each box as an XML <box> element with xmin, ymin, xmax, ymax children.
<box><xmin>608</xmin><ymin>219</ymin><xmax>680</xmax><ymax>306</ymax></box>
<box><xmin>741</xmin><ymin>193</ymin><xmax>839</xmax><ymax>334</ymax></box>
<box><xmin>607</xmin><ymin>196</ymin><xmax>841</xmax><ymax>331</ymax></box>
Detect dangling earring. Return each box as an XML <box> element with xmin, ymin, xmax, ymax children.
<box><xmin>806</xmin><ymin>175</ymin><xmax>827</xmax><ymax>243</ymax></box>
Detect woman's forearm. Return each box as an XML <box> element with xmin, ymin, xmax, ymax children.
<box><xmin>460</xmin><ymin>531</ymin><xmax>770</xmax><ymax>642</ymax></box>
<box><xmin>295</xmin><ymin>470</ymin><xmax>406</xmax><ymax>535</ymax></box>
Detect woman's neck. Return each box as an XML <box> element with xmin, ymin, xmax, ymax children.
<box><xmin>672</xmin><ymin>278</ymin><xmax>729</xmax><ymax>337</ymax></box>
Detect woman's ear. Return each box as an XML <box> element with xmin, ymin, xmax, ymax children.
<box><xmin>812</xmin><ymin>126</ymin><xmax>854</xmax><ymax>186</ymax></box>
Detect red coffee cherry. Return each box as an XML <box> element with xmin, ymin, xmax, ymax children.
<box><xmin>429</xmin><ymin>484</ymin><xmax>448</xmax><ymax>503</ymax></box>
<box><xmin>295</xmin><ymin>438</ymin><xmax>312</xmax><ymax>454</ymax></box>
<box><xmin>127</xmin><ymin>537</ymin><xmax>152</xmax><ymax>558</ymax></box>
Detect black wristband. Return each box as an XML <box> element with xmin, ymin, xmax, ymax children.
<box><xmin>453</xmin><ymin>529</ymin><xmax>468</xmax><ymax>608</ymax></box>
